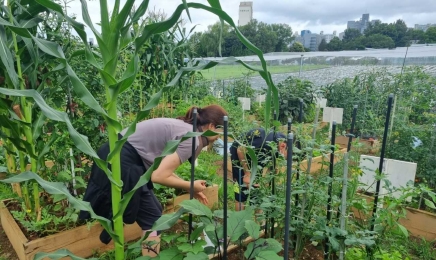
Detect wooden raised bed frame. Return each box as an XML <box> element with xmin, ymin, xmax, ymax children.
<box><xmin>0</xmin><ymin>185</ymin><xmax>218</xmax><ymax>260</ymax></box>
<box><xmin>352</xmin><ymin>193</ymin><xmax>436</xmax><ymax>241</ymax></box>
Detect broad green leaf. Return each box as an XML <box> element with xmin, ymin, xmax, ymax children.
<box><xmin>144</xmin><ymin>247</ymin><xmax>183</xmax><ymax>260</ymax></box>
<box><xmin>182</xmin><ymin>0</ymin><xmax>192</xmax><ymax>22</ymax></box>
<box><xmin>0</xmin><ymin>25</ymin><xmax>19</xmax><ymax>88</ymax></box>
<box><xmin>244</xmin><ymin>220</ymin><xmax>260</xmax><ymax>239</ymax></box>
<box><xmin>1</xmin><ymin>171</ymin><xmax>118</xmax><ymax>242</ymax></box>
<box><xmin>424</xmin><ymin>198</ymin><xmax>436</xmax><ymax>209</ymax></box>
<box><xmin>184</xmin><ymin>252</ymin><xmax>208</xmax><ymax>260</ymax></box>
<box><xmin>179</xmin><ymin>199</ymin><xmax>213</xmax><ymax>218</ymax></box>
<box><xmin>0</xmin><ymin>17</ymin><xmax>32</xmax><ymax>37</ymax></box>
<box><xmin>34</xmin><ymin>249</ymin><xmax>98</xmax><ymax>260</ymax></box>
<box><xmin>397</xmin><ymin>223</ymin><xmax>409</xmax><ymax>237</ymax></box>
<box><xmin>190</xmin><ymin>226</ymin><xmax>205</xmax><ymax>241</ymax></box>
<box><xmin>31</xmin><ymin>36</ymin><xmax>65</xmax><ymax>59</ymax></box>
<box><xmin>152</xmin><ymin>208</ymin><xmax>187</xmax><ymax>231</ymax></box>
<box><xmin>255</xmin><ymin>251</ymin><xmax>282</xmax><ymax>260</ymax></box>
<box><xmin>32</xmin><ymin>113</ymin><xmax>46</xmax><ymax>140</ymax></box>
<box><xmin>19</xmin><ymin>17</ymin><xmax>43</xmax><ymax>28</ymax></box>
<box><xmin>228</xmin><ymin>208</ymin><xmax>253</xmax><ymax>242</ymax></box>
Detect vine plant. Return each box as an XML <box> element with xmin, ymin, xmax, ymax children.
<box><xmin>0</xmin><ymin>0</ymin><xmax>279</xmax><ymax>259</ymax></box>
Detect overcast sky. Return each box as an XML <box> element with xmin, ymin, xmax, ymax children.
<box><xmin>68</xmin><ymin>0</ymin><xmax>436</xmax><ymax>39</ymax></box>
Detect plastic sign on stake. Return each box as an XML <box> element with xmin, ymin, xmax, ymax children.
<box><xmin>238</xmin><ymin>97</ymin><xmax>251</xmax><ymax>121</ymax></box>
<box><xmin>316</xmin><ymin>98</ymin><xmax>327</xmax><ymax>108</ymax></box>
<box><xmin>238</xmin><ymin>97</ymin><xmax>251</xmax><ymax>110</ymax></box>
<box><xmin>322</xmin><ymin>107</ymin><xmax>343</xmax><ymax>124</ymax></box>
<box><xmin>322</xmin><ymin>107</ymin><xmax>343</xmax><ymax>138</ymax></box>
<box><xmin>358</xmin><ymin>155</ymin><xmax>417</xmax><ymax>201</ymax></box>
<box><xmin>256</xmin><ymin>94</ymin><xmax>266</xmax><ymax>105</ymax></box>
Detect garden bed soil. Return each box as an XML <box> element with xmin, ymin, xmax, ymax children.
<box><xmin>335</xmin><ymin>136</ymin><xmax>380</xmax><ymax>155</ymax></box>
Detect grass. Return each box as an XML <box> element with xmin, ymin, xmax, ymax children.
<box><xmin>200</xmin><ymin>64</ymin><xmax>329</xmax><ymax>80</ymax></box>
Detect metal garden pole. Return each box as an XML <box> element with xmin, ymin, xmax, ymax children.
<box><xmin>370</xmin><ymin>94</ymin><xmax>394</xmax><ymax>232</ymax></box>
<box><xmin>324</xmin><ymin>121</ymin><xmax>336</xmax><ymax>260</ymax></box>
<box><xmin>284</xmin><ymin>133</ymin><xmax>294</xmax><ymax>260</ymax></box>
<box><xmin>188</xmin><ymin>108</ymin><xmax>197</xmax><ymax>238</ymax></box>
<box><xmin>288</xmin><ymin>118</ymin><xmax>292</xmax><ymax>134</ymax></box>
<box><xmin>347</xmin><ymin>105</ymin><xmax>358</xmax><ymax>152</ymax></box>
<box><xmin>338</xmin><ymin>152</ymin><xmax>349</xmax><ymax>260</ymax></box>
<box><xmin>299</xmin><ymin>54</ymin><xmax>304</xmax><ymax>77</ymax></box>
<box><xmin>295</xmin><ymin>99</ymin><xmax>303</xmax><ymax>209</ymax></box>
<box><xmin>223</xmin><ymin>116</ymin><xmax>229</xmax><ymax>259</ymax></box>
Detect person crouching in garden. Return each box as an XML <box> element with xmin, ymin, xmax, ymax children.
<box><xmin>79</xmin><ymin>105</ymin><xmax>227</xmax><ymax>256</ymax></box>
<box><xmin>230</xmin><ymin>128</ymin><xmax>287</xmax><ymax>211</ymax></box>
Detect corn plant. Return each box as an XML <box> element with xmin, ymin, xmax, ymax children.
<box><xmin>0</xmin><ymin>0</ymin><xmax>279</xmax><ymax>259</ymax></box>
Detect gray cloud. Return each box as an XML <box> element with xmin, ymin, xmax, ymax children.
<box><xmin>67</xmin><ymin>0</ymin><xmax>435</xmax><ymax>38</ymax></box>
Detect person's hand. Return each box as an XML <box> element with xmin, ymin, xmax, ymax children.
<box><xmin>194</xmin><ymin>192</ymin><xmax>209</xmax><ymax>205</ymax></box>
<box><xmin>193</xmin><ymin>180</ymin><xmax>207</xmax><ymax>193</ymax></box>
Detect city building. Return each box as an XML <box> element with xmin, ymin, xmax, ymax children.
<box><xmin>347</xmin><ymin>13</ymin><xmax>379</xmax><ymax>33</ymax></box>
<box><xmin>301</xmin><ymin>30</ymin><xmax>312</xmax><ymax>36</ymax></box>
<box><xmin>338</xmin><ymin>32</ymin><xmax>345</xmax><ymax>40</ymax></box>
<box><xmin>238</xmin><ymin>2</ymin><xmax>253</xmax><ymax>26</ymax></box>
<box><xmin>322</xmin><ymin>31</ymin><xmax>337</xmax><ymax>43</ymax></box>
<box><xmin>414</xmin><ymin>24</ymin><xmax>436</xmax><ymax>32</ymax></box>
<box><xmin>295</xmin><ymin>32</ymin><xmax>323</xmax><ymax>51</ymax></box>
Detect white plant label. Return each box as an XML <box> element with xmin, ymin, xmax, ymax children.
<box><xmin>316</xmin><ymin>98</ymin><xmax>327</xmax><ymax>108</ymax></box>
<box><xmin>322</xmin><ymin>107</ymin><xmax>343</xmax><ymax>124</ymax></box>
<box><xmin>238</xmin><ymin>97</ymin><xmax>251</xmax><ymax>111</ymax></box>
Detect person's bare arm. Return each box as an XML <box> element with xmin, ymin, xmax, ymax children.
<box><xmin>237</xmin><ymin>146</ymin><xmax>253</xmax><ymax>186</ymax></box>
<box><xmin>151</xmin><ymin>153</ymin><xmax>206</xmax><ymax>193</ymax></box>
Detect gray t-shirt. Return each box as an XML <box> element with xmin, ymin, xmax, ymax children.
<box><xmin>120</xmin><ymin>118</ymin><xmax>199</xmax><ymax>169</ymax></box>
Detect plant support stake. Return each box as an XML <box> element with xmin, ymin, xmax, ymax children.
<box><xmin>370</xmin><ymin>94</ymin><xmax>394</xmax><ymax>232</ymax></box>
<box><xmin>284</xmin><ymin>133</ymin><xmax>294</xmax><ymax>260</ymax></box>
<box><xmin>295</xmin><ymin>99</ymin><xmax>303</xmax><ymax>209</ymax></box>
<box><xmin>339</xmin><ymin>152</ymin><xmax>349</xmax><ymax>260</ymax></box>
<box><xmin>223</xmin><ymin>115</ymin><xmax>229</xmax><ymax>259</ymax></box>
<box><xmin>347</xmin><ymin>105</ymin><xmax>358</xmax><ymax>152</ymax></box>
<box><xmin>188</xmin><ymin>108</ymin><xmax>197</xmax><ymax>238</ymax></box>
<box><xmin>324</xmin><ymin>120</ymin><xmax>336</xmax><ymax>260</ymax></box>
<box><xmin>287</xmin><ymin>118</ymin><xmax>292</xmax><ymax>134</ymax></box>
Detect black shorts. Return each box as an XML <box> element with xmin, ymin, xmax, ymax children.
<box><xmin>232</xmin><ymin>166</ymin><xmax>260</xmax><ymax>204</ymax></box>
<box><xmin>136</xmin><ymin>187</ymin><xmax>163</xmax><ymax>230</ymax></box>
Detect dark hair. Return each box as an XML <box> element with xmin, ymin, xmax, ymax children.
<box><xmin>178</xmin><ymin>104</ymin><xmax>228</xmax><ymax>128</ymax></box>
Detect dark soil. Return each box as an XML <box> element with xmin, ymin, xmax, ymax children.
<box><xmin>0</xmin><ymin>223</ymin><xmax>19</xmax><ymax>260</ymax></box>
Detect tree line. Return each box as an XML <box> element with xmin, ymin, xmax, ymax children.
<box><xmin>189</xmin><ymin>20</ymin><xmax>294</xmax><ymax>57</ymax></box>
<box><xmin>319</xmin><ymin>19</ymin><xmax>436</xmax><ymax>51</ymax></box>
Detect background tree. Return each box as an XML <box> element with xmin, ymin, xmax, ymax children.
<box><xmin>289</xmin><ymin>42</ymin><xmax>305</xmax><ymax>52</ymax></box>
<box><xmin>363</xmin><ymin>34</ymin><xmax>395</xmax><ymax>49</ymax></box>
<box><xmin>318</xmin><ymin>39</ymin><xmax>328</xmax><ymax>51</ymax></box>
<box><xmin>326</xmin><ymin>37</ymin><xmax>343</xmax><ymax>51</ymax></box>
<box><xmin>406</xmin><ymin>29</ymin><xmax>426</xmax><ymax>44</ymax></box>
<box><xmin>425</xmin><ymin>27</ymin><xmax>436</xmax><ymax>43</ymax></box>
<box><xmin>271</xmin><ymin>23</ymin><xmax>294</xmax><ymax>52</ymax></box>
<box><xmin>343</xmin><ymin>28</ymin><xmax>361</xmax><ymax>42</ymax></box>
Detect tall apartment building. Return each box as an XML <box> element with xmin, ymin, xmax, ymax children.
<box><xmin>295</xmin><ymin>32</ymin><xmax>323</xmax><ymax>51</ymax></box>
<box><xmin>414</xmin><ymin>24</ymin><xmax>436</xmax><ymax>32</ymax></box>
<box><xmin>238</xmin><ymin>2</ymin><xmax>253</xmax><ymax>27</ymax></box>
<box><xmin>347</xmin><ymin>13</ymin><xmax>379</xmax><ymax>33</ymax></box>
